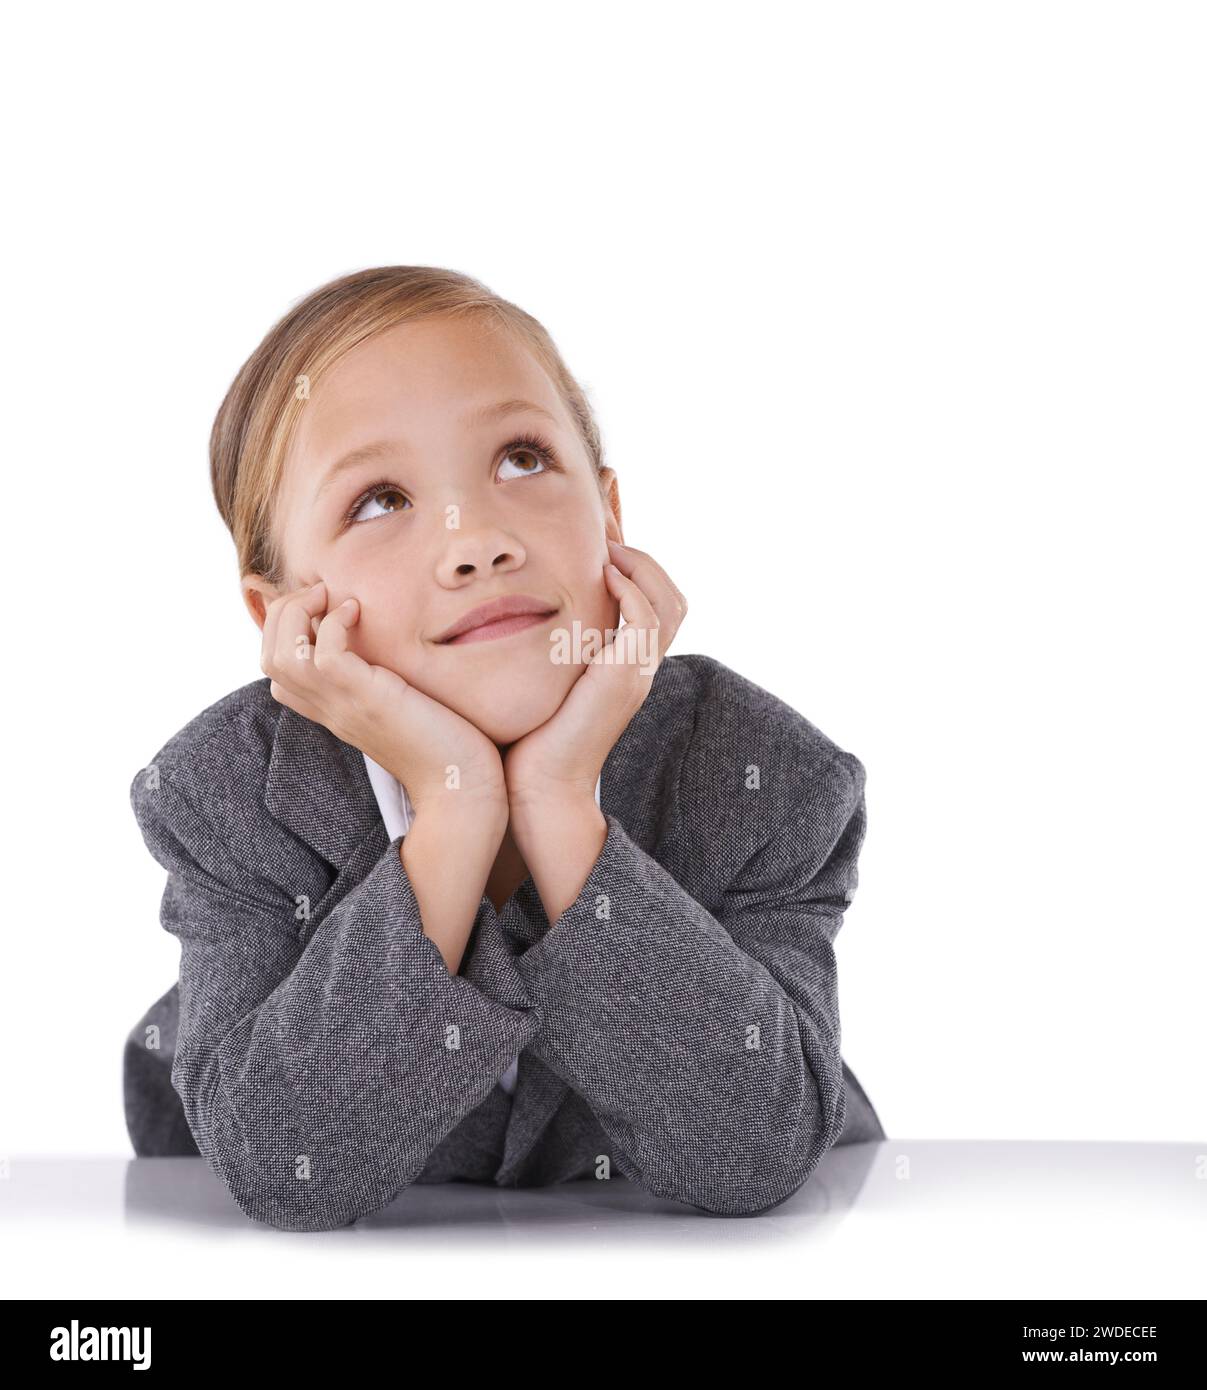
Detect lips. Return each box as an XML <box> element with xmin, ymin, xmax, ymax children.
<box><xmin>434</xmin><ymin>594</ymin><xmax>559</xmax><ymax>645</ymax></box>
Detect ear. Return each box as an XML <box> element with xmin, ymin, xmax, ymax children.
<box><xmin>597</xmin><ymin>466</ymin><xmax>624</xmax><ymax>546</ymax></box>
<box><xmin>241</xmin><ymin>573</ymin><xmax>282</xmax><ymax>633</ymax></box>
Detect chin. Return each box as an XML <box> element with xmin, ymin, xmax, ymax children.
<box><xmin>452</xmin><ymin>670</ymin><xmax>577</xmax><ymax>747</ymax></box>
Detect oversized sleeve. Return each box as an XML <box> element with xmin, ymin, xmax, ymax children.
<box><xmin>508</xmin><ymin>750</ymin><xmax>868</xmax><ymax>1216</ymax></box>
<box><xmin>129</xmin><ymin>770</ymin><xmax>541</xmax><ymax>1232</ymax></box>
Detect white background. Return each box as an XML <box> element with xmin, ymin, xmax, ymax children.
<box><xmin>2</xmin><ymin>0</ymin><xmax>1204</xmax><ymax>1288</ymax></box>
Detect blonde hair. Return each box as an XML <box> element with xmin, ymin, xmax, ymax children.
<box><xmin>210</xmin><ymin>265</ymin><xmax>606</xmax><ymax>586</ymax></box>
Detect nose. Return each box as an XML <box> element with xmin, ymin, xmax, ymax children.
<box><xmin>436</xmin><ymin>522</ymin><xmax>526</xmax><ymax>587</ymax></box>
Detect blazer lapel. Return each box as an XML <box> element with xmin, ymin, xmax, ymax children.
<box><xmin>264</xmin><ymin>699</ymin><xmax>383</xmax><ymax>870</ymax></box>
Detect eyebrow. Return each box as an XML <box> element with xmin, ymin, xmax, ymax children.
<box><xmin>313</xmin><ymin>398</ymin><xmax>561</xmax><ymax>499</ymax></box>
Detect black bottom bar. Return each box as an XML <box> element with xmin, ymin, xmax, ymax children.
<box><xmin>2</xmin><ymin>1298</ymin><xmax>1201</xmax><ymax>1373</ymax></box>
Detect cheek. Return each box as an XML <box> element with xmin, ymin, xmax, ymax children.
<box><xmin>329</xmin><ymin>582</ymin><xmax>424</xmax><ymax>673</ymax></box>
<box><xmin>561</xmin><ymin>546</ymin><xmax>613</xmax><ymax>623</ymax></box>
<box><xmin>581</xmin><ymin>567</ymin><xmax>620</xmax><ymax>633</ymax></box>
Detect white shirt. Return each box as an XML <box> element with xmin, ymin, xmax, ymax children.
<box><xmin>363</xmin><ymin>752</ymin><xmax>602</xmax><ymax>1098</ymax></box>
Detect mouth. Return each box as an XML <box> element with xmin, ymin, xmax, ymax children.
<box><xmin>435</xmin><ymin>595</ymin><xmax>561</xmax><ymax>646</ymax></box>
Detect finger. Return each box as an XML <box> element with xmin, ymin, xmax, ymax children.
<box><xmin>605</xmin><ymin>561</ymin><xmax>658</xmax><ymax>631</ymax></box>
<box><xmin>312</xmin><ymin>596</ymin><xmax>367</xmax><ymax>686</ymax></box>
<box><xmin>603</xmin><ymin>562</ymin><xmax>667</xmax><ymax>669</ymax></box>
<box><xmin>606</xmin><ymin>540</ymin><xmax>687</xmax><ymax>638</ymax></box>
<box><xmin>263</xmin><ymin>581</ymin><xmax>328</xmax><ymax>682</ymax></box>
<box><xmin>262</xmin><ymin>580</ymin><xmax>325</xmax><ymax>656</ymax></box>
<box><xmin>270</xmin><ymin>589</ymin><xmax>332</xmax><ymax>691</ymax></box>
<box><xmin>605</xmin><ymin>546</ymin><xmax>685</xmax><ymax>652</ymax></box>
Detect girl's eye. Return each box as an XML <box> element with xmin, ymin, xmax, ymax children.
<box><xmin>345</xmin><ymin>484</ymin><xmax>410</xmax><ymax>527</ymax></box>
<box><xmin>497</xmin><ymin>430</ymin><xmax>560</xmax><ymax>480</ymax></box>
<box><xmin>498</xmin><ymin>445</ymin><xmax>549</xmax><ymax>480</ymax></box>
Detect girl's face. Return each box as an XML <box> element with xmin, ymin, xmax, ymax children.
<box><xmin>244</xmin><ymin>314</ymin><xmax>624</xmax><ymax>746</ymax></box>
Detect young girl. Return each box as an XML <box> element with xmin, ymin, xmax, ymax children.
<box><xmin>123</xmin><ymin>265</ymin><xmax>885</xmax><ymax>1231</ymax></box>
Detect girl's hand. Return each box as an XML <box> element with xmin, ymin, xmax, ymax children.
<box><xmin>503</xmin><ymin>540</ymin><xmax>688</xmax><ymax>811</ymax></box>
<box><xmin>261</xmin><ymin>581</ymin><xmax>506</xmax><ymax>821</ymax></box>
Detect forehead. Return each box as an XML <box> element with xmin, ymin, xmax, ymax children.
<box><xmin>286</xmin><ymin>315</ymin><xmax>562</xmax><ymax>481</ymax></box>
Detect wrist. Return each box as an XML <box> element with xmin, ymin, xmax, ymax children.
<box><xmin>509</xmin><ymin>787</ymin><xmax>604</xmax><ymax>851</ymax></box>
<box><xmin>506</xmin><ymin>774</ymin><xmax>600</xmax><ymax>817</ymax></box>
<box><xmin>407</xmin><ymin>775</ymin><xmax>508</xmax><ymax>825</ymax></box>
<box><xmin>409</xmin><ymin>789</ymin><xmax>508</xmax><ymax>832</ymax></box>
<box><xmin>507</xmin><ymin>794</ymin><xmax>608</xmax><ymax>924</ymax></box>
<box><xmin>400</xmin><ymin>796</ymin><xmax>507</xmax><ymax>868</ymax></box>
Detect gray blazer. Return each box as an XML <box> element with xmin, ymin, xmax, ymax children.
<box><xmin>123</xmin><ymin>652</ymin><xmax>885</xmax><ymax>1231</ymax></box>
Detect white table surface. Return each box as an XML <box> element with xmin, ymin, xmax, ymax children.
<box><xmin>2</xmin><ymin>1140</ymin><xmax>1204</xmax><ymax>1299</ymax></box>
